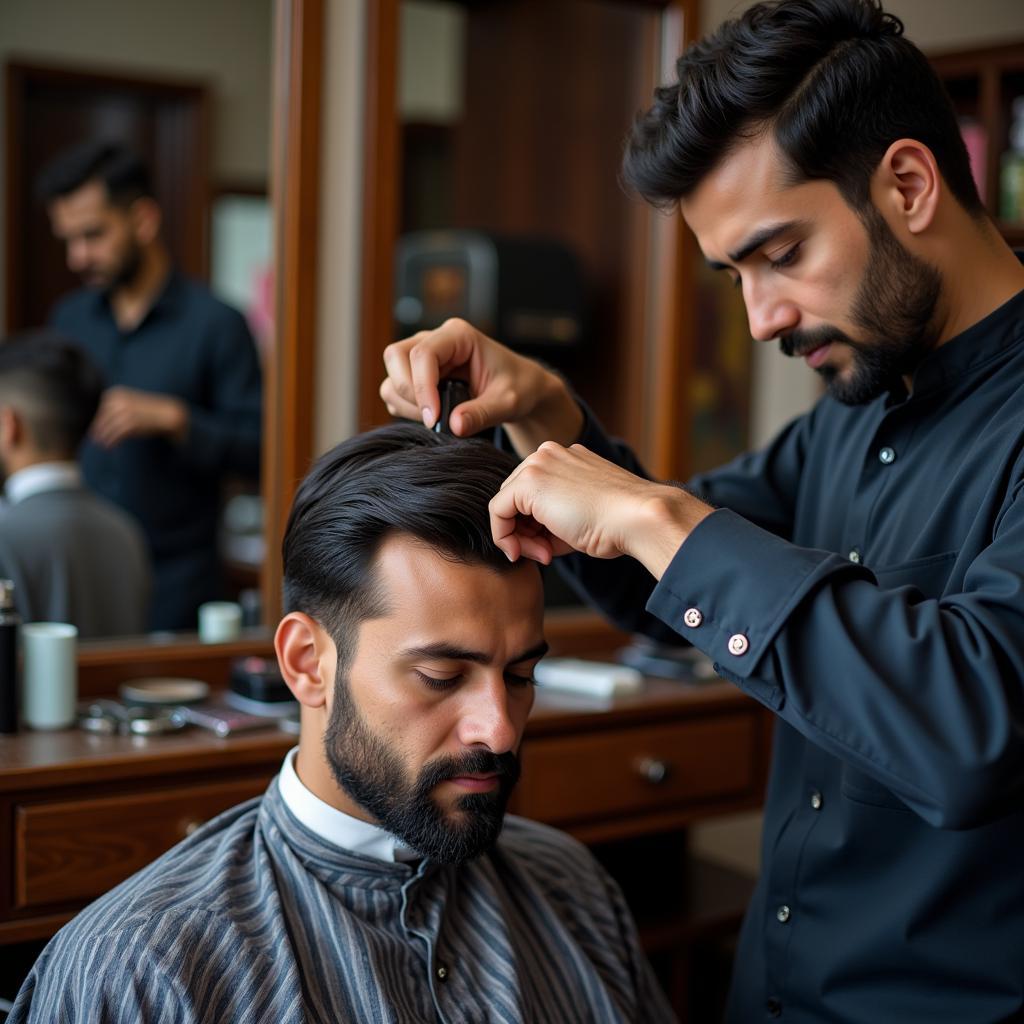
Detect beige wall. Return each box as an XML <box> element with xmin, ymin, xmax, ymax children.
<box><xmin>314</xmin><ymin>0</ymin><xmax>366</xmax><ymax>454</ymax></box>
<box><xmin>0</xmin><ymin>0</ymin><xmax>273</xmax><ymax>326</ymax></box>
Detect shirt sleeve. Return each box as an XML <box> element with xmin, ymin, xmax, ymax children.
<box><xmin>178</xmin><ymin>307</ymin><xmax>262</xmax><ymax>479</ymax></box>
<box><xmin>649</xmin><ymin>488</ymin><xmax>1024</xmax><ymax>829</ymax></box>
<box><xmin>542</xmin><ymin>398</ymin><xmax>812</xmax><ymax>643</ymax></box>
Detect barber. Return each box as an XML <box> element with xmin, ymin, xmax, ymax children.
<box><xmin>36</xmin><ymin>141</ymin><xmax>261</xmax><ymax>631</ymax></box>
<box><xmin>381</xmin><ymin>1</ymin><xmax>1024</xmax><ymax>1020</ymax></box>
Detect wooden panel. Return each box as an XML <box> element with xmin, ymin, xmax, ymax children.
<box><xmin>516</xmin><ymin>711</ymin><xmax>756</xmax><ymax>827</ymax></box>
<box><xmin>14</xmin><ymin>778</ymin><xmax>267</xmax><ymax>910</ymax></box>
<box><xmin>4</xmin><ymin>61</ymin><xmax>210</xmax><ymax>332</ymax></box>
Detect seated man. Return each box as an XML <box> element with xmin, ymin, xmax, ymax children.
<box><xmin>9</xmin><ymin>423</ymin><xmax>674</xmax><ymax>1023</ymax></box>
<box><xmin>0</xmin><ymin>330</ymin><xmax>149</xmax><ymax>636</ymax></box>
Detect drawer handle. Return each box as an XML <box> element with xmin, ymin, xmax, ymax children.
<box><xmin>181</xmin><ymin>818</ymin><xmax>205</xmax><ymax>837</ymax></box>
<box><xmin>635</xmin><ymin>757</ymin><xmax>672</xmax><ymax>785</ymax></box>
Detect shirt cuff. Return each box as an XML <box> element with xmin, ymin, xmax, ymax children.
<box><xmin>647</xmin><ymin>507</ymin><xmax>872</xmax><ymax>679</ymax></box>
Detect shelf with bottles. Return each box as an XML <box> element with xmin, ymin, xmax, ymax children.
<box><xmin>930</xmin><ymin>41</ymin><xmax>1024</xmax><ymax>240</ymax></box>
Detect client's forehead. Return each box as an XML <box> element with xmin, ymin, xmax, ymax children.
<box><xmin>364</xmin><ymin>533</ymin><xmax>543</xmax><ymax>659</ymax></box>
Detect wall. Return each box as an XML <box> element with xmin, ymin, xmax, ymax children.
<box><xmin>0</xmin><ymin>0</ymin><xmax>273</xmax><ymax>326</ymax></box>
<box><xmin>691</xmin><ymin>0</ymin><xmax>1024</xmax><ymax>879</ymax></box>
<box><xmin>314</xmin><ymin>0</ymin><xmax>366</xmax><ymax>453</ymax></box>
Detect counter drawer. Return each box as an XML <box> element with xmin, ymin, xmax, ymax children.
<box><xmin>14</xmin><ymin>778</ymin><xmax>268</xmax><ymax>911</ymax></box>
<box><xmin>516</xmin><ymin>712</ymin><xmax>757</xmax><ymax>826</ymax></box>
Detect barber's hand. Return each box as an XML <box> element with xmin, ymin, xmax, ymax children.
<box><xmin>90</xmin><ymin>387</ymin><xmax>189</xmax><ymax>448</ymax></box>
<box><xmin>489</xmin><ymin>442</ymin><xmax>714</xmax><ymax>579</ymax></box>
<box><xmin>380</xmin><ymin>318</ymin><xmax>583</xmax><ymax>457</ymax></box>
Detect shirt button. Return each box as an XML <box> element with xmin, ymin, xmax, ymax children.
<box><xmin>810</xmin><ymin>790</ymin><xmax>823</xmax><ymax>810</ymax></box>
<box><xmin>683</xmin><ymin>607</ymin><xmax>703</xmax><ymax>628</ymax></box>
<box><xmin>436</xmin><ymin>965</ymin><xmax>449</xmax><ymax>982</ymax></box>
<box><xmin>848</xmin><ymin>548</ymin><xmax>862</xmax><ymax>564</ymax></box>
<box><xmin>727</xmin><ymin>633</ymin><xmax>749</xmax><ymax>656</ymax></box>
<box><xmin>766</xmin><ymin>997</ymin><xmax>782</xmax><ymax>1018</ymax></box>
<box><xmin>878</xmin><ymin>446</ymin><xmax>896</xmax><ymax>465</ymax></box>
<box><xmin>776</xmin><ymin>904</ymin><xmax>791</xmax><ymax>923</ymax></box>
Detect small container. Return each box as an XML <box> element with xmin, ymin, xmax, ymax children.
<box><xmin>197</xmin><ymin>601</ymin><xmax>243</xmax><ymax>643</ymax></box>
<box><xmin>21</xmin><ymin>622</ymin><xmax>78</xmax><ymax>730</ymax></box>
<box><xmin>0</xmin><ymin>580</ymin><xmax>21</xmax><ymax>734</ymax></box>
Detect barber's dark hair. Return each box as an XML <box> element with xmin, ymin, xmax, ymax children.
<box><xmin>0</xmin><ymin>330</ymin><xmax>105</xmax><ymax>455</ymax></box>
<box><xmin>35</xmin><ymin>140</ymin><xmax>153</xmax><ymax>208</ymax></box>
<box><xmin>622</xmin><ymin>0</ymin><xmax>983</xmax><ymax>216</ymax></box>
<box><xmin>283</xmin><ymin>422</ymin><xmax>521</xmax><ymax>667</ymax></box>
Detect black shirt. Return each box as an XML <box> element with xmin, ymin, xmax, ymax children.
<box><xmin>51</xmin><ymin>271</ymin><xmax>261</xmax><ymax>631</ymax></box>
<box><xmin>564</xmin><ymin>286</ymin><xmax>1024</xmax><ymax>1022</ymax></box>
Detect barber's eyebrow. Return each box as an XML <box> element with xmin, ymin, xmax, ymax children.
<box><xmin>706</xmin><ymin>220</ymin><xmax>807</xmax><ymax>271</ymax></box>
<box><xmin>399</xmin><ymin>640</ymin><xmax>550</xmax><ymax>666</ymax></box>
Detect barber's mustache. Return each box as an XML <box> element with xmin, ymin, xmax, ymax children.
<box><xmin>779</xmin><ymin>326</ymin><xmax>857</xmax><ymax>359</ymax></box>
<box><xmin>417</xmin><ymin>749</ymin><xmax>521</xmax><ymax>792</ymax></box>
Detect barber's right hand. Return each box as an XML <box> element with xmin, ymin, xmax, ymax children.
<box><xmin>379</xmin><ymin>318</ymin><xmax>583</xmax><ymax>456</ymax></box>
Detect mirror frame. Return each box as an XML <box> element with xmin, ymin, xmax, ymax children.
<box><xmin>356</xmin><ymin>0</ymin><xmax>698</xmax><ymax>654</ymax></box>
<box><xmin>77</xmin><ymin>0</ymin><xmax>322</xmax><ymax>698</ymax></box>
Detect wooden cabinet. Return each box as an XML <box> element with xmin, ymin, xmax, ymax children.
<box><xmin>931</xmin><ymin>41</ymin><xmax>1024</xmax><ymax>244</ymax></box>
<box><xmin>0</xmin><ymin>680</ymin><xmax>769</xmax><ymax>949</ymax></box>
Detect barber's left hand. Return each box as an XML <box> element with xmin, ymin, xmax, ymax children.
<box><xmin>489</xmin><ymin>442</ymin><xmax>714</xmax><ymax>580</ymax></box>
<box><xmin>90</xmin><ymin>387</ymin><xmax>189</xmax><ymax>448</ymax></box>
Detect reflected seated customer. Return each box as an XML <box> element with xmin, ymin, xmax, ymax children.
<box><xmin>9</xmin><ymin>423</ymin><xmax>675</xmax><ymax>1023</ymax></box>
<box><xmin>0</xmin><ymin>330</ymin><xmax>149</xmax><ymax>636</ymax></box>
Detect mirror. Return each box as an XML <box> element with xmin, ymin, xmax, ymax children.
<box><xmin>1</xmin><ymin>0</ymin><xmax>274</xmax><ymax>639</ymax></box>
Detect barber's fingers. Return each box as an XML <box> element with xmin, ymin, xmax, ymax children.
<box><xmin>489</xmin><ymin>442</ymin><xmax>599</xmax><ymax>562</ymax></box>
<box><xmin>383</xmin><ymin>320</ymin><xmax>484</xmax><ymax>428</ymax></box>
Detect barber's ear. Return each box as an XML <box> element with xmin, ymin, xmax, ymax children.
<box><xmin>874</xmin><ymin>138</ymin><xmax>940</xmax><ymax>236</ymax></box>
<box><xmin>0</xmin><ymin>407</ymin><xmax>23</xmax><ymax>449</ymax></box>
<box><xmin>129</xmin><ymin>197</ymin><xmax>162</xmax><ymax>246</ymax></box>
<box><xmin>275</xmin><ymin>612</ymin><xmax>335</xmax><ymax>709</ymax></box>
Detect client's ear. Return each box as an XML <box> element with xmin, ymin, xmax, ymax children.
<box><xmin>275</xmin><ymin>612</ymin><xmax>334</xmax><ymax>708</ymax></box>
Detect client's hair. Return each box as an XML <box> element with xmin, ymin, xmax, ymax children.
<box><xmin>0</xmin><ymin>331</ymin><xmax>104</xmax><ymax>456</ymax></box>
<box><xmin>35</xmin><ymin>140</ymin><xmax>153</xmax><ymax>208</ymax></box>
<box><xmin>622</xmin><ymin>0</ymin><xmax>983</xmax><ymax>217</ymax></box>
<box><xmin>282</xmin><ymin>422</ymin><xmax>519</xmax><ymax>668</ymax></box>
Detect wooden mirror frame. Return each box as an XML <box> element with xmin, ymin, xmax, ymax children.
<box><xmin>77</xmin><ymin>0</ymin><xmax>322</xmax><ymax>696</ymax></box>
<box><xmin>356</xmin><ymin>0</ymin><xmax>699</xmax><ymax>654</ymax></box>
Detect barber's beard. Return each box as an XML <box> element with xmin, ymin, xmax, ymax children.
<box><xmin>89</xmin><ymin>240</ymin><xmax>143</xmax><ymax>293</ymax></box>
<box><xmin>780</xmin><ymin>206</ymin><xmax>942</xmax><ymax>405</ymax></box>
<box><xmin>323</xmin><ymin>673</ymin><xmax>521</xmax><ymax>864</ymax></box>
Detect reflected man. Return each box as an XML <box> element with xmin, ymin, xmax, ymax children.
<box><xmin>0</xmin><ymin>330</ymin><xmax>149</xmax><ymax>636</ymax></box>
<box><xmin>37</xmin><ymin>141</ymin><xmax>261</xmax><ymax>631</ymax></box>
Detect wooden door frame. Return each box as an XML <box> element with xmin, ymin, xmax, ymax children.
<box><xmin>357</xmin><ymin>0</ymin><xmax>699</xmax><ymax>480</ymax></box>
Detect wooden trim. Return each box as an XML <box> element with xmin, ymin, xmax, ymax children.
<box><xmin>357</xmin><ymin>0</ymin><xmax>401</xmax><ymax>432</ymax></box>
<box><xmin>261</xmin><ymin>0</ymin><xmax>324</xmax><ymax>624</ymax></box>
<box><xmin>76</xmin><ymin>632</ymin><xmax>276</xmax><ymax>697</ymax></box>
<box><xmin>647</xmin><ymin>0</ymin><xmax>699</xmax><ymax>481</ymax></box>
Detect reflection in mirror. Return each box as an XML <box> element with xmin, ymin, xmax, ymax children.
<box><xmin>395</xmin><ymin>0</ymin><xmax>665</xmax><ymax>610</ymax></box>
<box><xmin>0</xmin><ymin>0</ymin><xmax>274</xmax><ymax>639</ymax></box>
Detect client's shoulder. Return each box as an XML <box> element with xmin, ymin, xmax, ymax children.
<box><xmin>55</xmin><ymin>796</ymin><xmax>266</xmax><ymax>948</ymax></box>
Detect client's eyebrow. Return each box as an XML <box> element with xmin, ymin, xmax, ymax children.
<box><xmin>706</xmin><ymin>219</ymin><xmax>806</xmax><ymax>271</ymax></box>
<box><xmin>399</xmin><ymin>640</ymin><xmax>550</xmax><ymax>667</ymax></box>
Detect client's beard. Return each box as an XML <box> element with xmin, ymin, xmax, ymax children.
<box><xmin>323</xmin><ymin>672</ymin><xmax>521</xmax><ymax>864</ymax></box>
